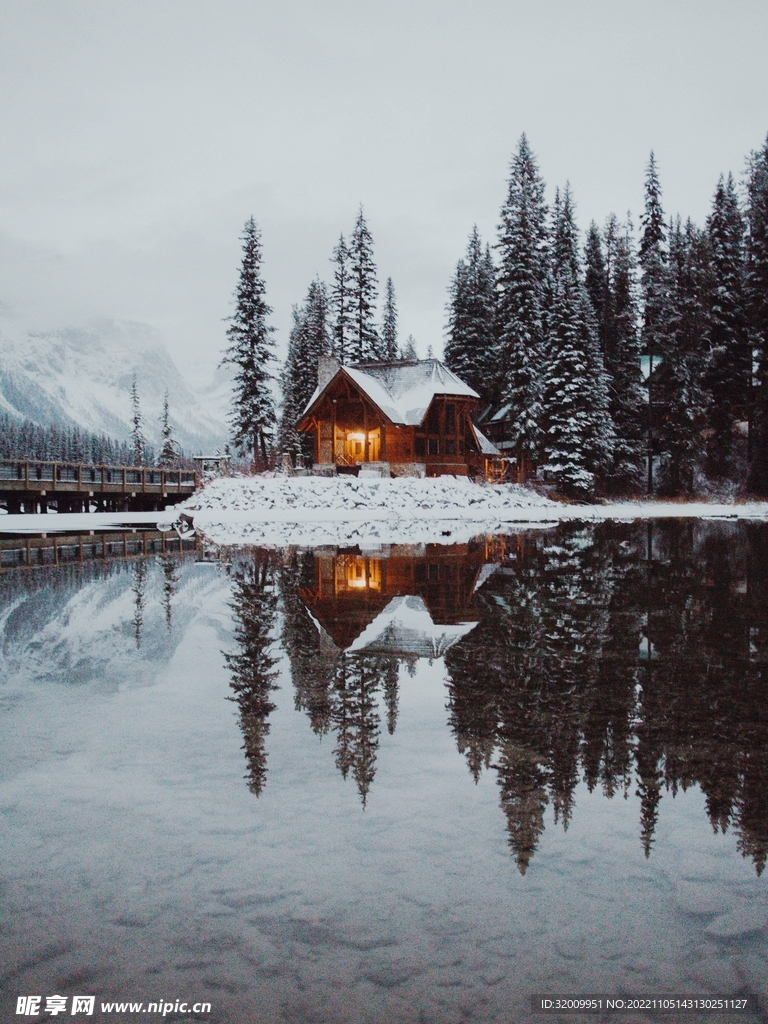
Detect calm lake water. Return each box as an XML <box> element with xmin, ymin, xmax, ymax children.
<box><xmin>1</xmin><ymin>521</ymin><xmax>767</xmax><ymax>1023</ymax></box>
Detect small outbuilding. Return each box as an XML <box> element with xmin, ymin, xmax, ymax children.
<box><xmin>296</xmin><ymin>357</ymin><xmax>499</xmax><ymax>478</ymax></box>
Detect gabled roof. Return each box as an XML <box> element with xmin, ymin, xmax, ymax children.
<box><xmin>470</xmin><ymin>422</ymin><xmax>500</xmax><ymax>455</ymax></box>
<box><xmin>300</xmin><ymin>358</ymin><xmax>479</xmax><ymax>427</ymax></box>
<box><xmin>342</xmin><ymin>595</ymin><xmax>478</xmax><ymax>656</ymax></box>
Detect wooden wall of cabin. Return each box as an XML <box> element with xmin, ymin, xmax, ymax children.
<box><xmin>383</xmin><ymin>424</ymin><xmax>413</xmax><ymax>463</ymax></box>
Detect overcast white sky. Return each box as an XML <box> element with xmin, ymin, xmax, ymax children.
<box><xmin>0</xmin><ymin>0</ymin><xmax>767</xmax><ymax>386</ymax></box>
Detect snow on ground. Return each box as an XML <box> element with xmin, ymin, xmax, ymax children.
<box><xmin>178</xmin><ymin>475</ymin><xmax>768</xmax><ymax>548</ymax></box>
<box><xmin>2</xmin><ymin>475</ymin><xmax>768</xmax><ymax>546</ymax></box>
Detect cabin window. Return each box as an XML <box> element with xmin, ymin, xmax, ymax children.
<box><xmin>427</xmin><ymin>402</ymin><xmax>440</xmax><ymax>433</ymax></box>
<box><xmin>427</xmin><ymin>438</ymin><xmax>439</xmax><ymax>455</ymax></box>
<box><xmin>444</xmin><ymin>439</ymin><xmax>455</xmax><ymax>455</ymax></box>
<box><xmin>415</xmin><ymin>436</ymin><xmax>426</xmax><ymax>457</ymax></box>
<box><xmin>445</xmin><ymin>404</ymin><xmax>455</xmax><ymax>433</ymax></box>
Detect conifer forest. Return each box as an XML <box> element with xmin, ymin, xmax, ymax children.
<box><xmin>273</xmin><ymin>132</ymin><xmax>768</xmax><ymax>499</ymax></box>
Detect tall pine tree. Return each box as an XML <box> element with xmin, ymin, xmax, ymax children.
<box><xmin>158</xmin><ymin>390</ymin><xmax>177</xmax><ymax>466</ymax></box>
<box><xmin>222</xmin><ymin>218</ymin><xmax>276</xmax><ymax>466</ymax></box>
<box><xmin>655</xmin><ymin>218</ymin><xmax>709</xmax><ymax>495</ymax></box>
<box><xmin>129</xmin><ymin>374</ymin><xmax>145</xmax><ymax>467</ymax></box>
<box><xmin>603</xmin><ymin>216</ymin><xmax>645</xmax><ymax>491</ymax></box>
<box><xmin>639</xmin><ymin>153</ymin><xmax>669</xmax><ymax>493</ymax></box>
<box><xmin>445</xmin><ymin>226</ymin><xmax>497</xmax><ymax>406</ymax></box>
<box><xmin>279</xmin><ymin>279</ymin><xmax>332</xmax><ymax>466</ymax></box>
<box><xmin>381</xmin><ymin>277</ymin><xmax>398</xmax><ymax>361</ymax></box>
<box><xmin>584</xmin><ymin>221</ymin><xmax>610</xmax><ymax>357</ymax></box>
<box><xmin>330</xmin><ymin>234</ymin><xmax>352</xmax><ymax>365</ymax></box>
<box><xmin>347</xmin><ymin>207</ymin><xmax>380</xmax><ymax>363</ymax></box>
<box><xmin>705</xmin><ymin>173</ymin><xmax>748</xmax><ymax>475</ymax></box>
<box><xmin>746</xmin><ymin>135</ymin><xmax>768</xmax><ymax>493</ymax></box>
<box><xmin>540</xmin><ymin>187</ymin><xmax>613</xmax><ymax>497</ymax></box>
<box><xmin>496</xmin><ymin>134</ymin><xmax>549</xmax><ymax>473</ymax></box>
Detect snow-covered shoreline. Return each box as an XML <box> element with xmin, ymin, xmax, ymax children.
<box><xmin>179</xmin><ymin>475</ymin><xmax>768</xmax><ymax>548</ymax></box>
<box><xmin>2</xmin><ymin>475</ymin><xmax>768</xmax><ymax>546</ymax></box>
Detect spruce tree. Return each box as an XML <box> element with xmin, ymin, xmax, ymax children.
<box><xmin>129</xmin><ymin>374</ymin><xmax>145</xmax><ymax>466</ymax></box>
<box><xmin>329</xmin><ymin>234</ymin><xmax>352</xmax><ymax>364</ymax></box>
<box><xmin>496</xmin><ymin>134</ymin><xmax>549</xmax><ymax>473</ymax></box>
<box><xmin>746</xmin><ymin>135</ymin><xmax>768</xmax><ymax>493</ymax></box>
<box><xmin>655</xmin><ymin>218</ymin><xmax>709</xmax><ymax>495</ymax></box>
<box><xmin>222</xmin><ymin>217</ymin><xmax>276</xmax><ymax>467</ymax></box>
<box><xmin>639</xmin><ymin>153</ymin><xmax>669</xmax><ymax>493</ymax></box>
<box><xmin>445</xmin><ymin>226</ymin><xmax>497</xmax><ymax>405</ymax></box>
<box><xmin>278</xmin><ymin>306</ymin><xmax>307</xmax><ymax>466</ymax></box>
<box><xmin>381</xmin><ymin>277</ymin><xmax>398</xmax><ymax>361</ymax></box>
<box><xmin>400</xmin><ymin>334</ymin><xmax>418</xmax><ymax>361</ymax></box>
<box><xmin>347</xmin><ymin>207</ymin><xmax>380</xmax><ymax>363</ymax></box>
<box><xmin>705</xmin><ymin>173</ymin><xmax>748</xmax><ymax>475</ymax></box>
<box><xmin>540</xmin><ymin>187</ymin><xmax>614</xmax><ymax>497</ymax></box>
<box><xmin>158</xmin><ymin>391</ymin><xmax>177</xmax><ymax>466</ymax></box>
<box><xmin>603</xmin><ymin>216</ymin><xmax>645</xmax><ymax>491</ymax></box>
<box><xmin>584</xmin><ymin>221</ymin><xmax>610</xmax><ymax>356</ymax></box>
<box><xmin>279</xmin><ymin>279</ymin><xmax>332</xmax><ymax>466</ymax></box>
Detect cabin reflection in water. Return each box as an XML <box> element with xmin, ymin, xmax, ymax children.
<box><xmin>299</xmin><ymin>544</ymin><xmax>488</xmax><ymax>657</ymax></box>
<box><xmin>226</xmin><ymin>524</ymin><xmax>768</xmax><ymax>876</ymax></box>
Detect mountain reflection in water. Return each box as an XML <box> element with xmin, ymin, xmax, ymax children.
<box><xmin>224</xmin><ymin>523</ymin><xmax>768</xmax><ymax>875</ymax></box>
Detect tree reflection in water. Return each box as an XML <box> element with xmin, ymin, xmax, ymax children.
<box><xmin>224</xmin><ymin>551</ymin><xmax>280</xmax><ymax>796</ymax></box>
<box><xmin>228</xmin><ymin>524</ymin><xmax>768</xmax><ymax>875</ymax></box>
<box><xmin>445</xmin><ymin>522</ymin><xmax>768</xmax><ymax>875</ymax></box>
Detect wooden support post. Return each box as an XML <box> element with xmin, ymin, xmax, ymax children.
<box><xmin>363</xmin><ymin>405</ymin><xmax>369</xmax><ymax>463</ymax></box>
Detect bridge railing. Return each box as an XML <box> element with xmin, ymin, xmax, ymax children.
<box><xmin>0</xmin><ymin>460</ymin><xmax>198</xmax><ymax>491</ymax></box>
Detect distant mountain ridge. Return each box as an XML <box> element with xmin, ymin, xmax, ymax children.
<box><xmin>0</xmin><ymin>319</ymin><xmax>231</xmax><ymax>456</ymax></box>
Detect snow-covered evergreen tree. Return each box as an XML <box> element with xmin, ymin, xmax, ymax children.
<box><xmin>347</xmin><ymin>207</ymin><xmax>380</xmax><ymax>362</ymax></box>
<box><xmin>746</xmin><ymin>135</ymin><xmax>768</xmax><ymax>493</ymax></box>
<box><xmin>584</xmin><ymin>221</ymin><xmax>610</xmax><ymax>357</ymax></box>
<box><xmin>129</xmin><ymin>374</ymin><xmax>146</xmax><ymax>466</ymax></box>
<box><xmin>705</xmin><ymin>173</ymin><xmax>748</xmax><ymax>475</ymax></box>
<box><xmin>496</xmin><ymin>134</ymin><xmax>549</xmax><ymax>471</ymax></box>
<box><xmin>158</xmin><ymin>391</ymin><xmax>178</xmax><ymax>466</ymax></box>
<box><xmin>603</xmin><ymin>215</ymin><xmax>645</xmax><ymax>491</ymax></box>
<box><xmin>540</xmin><ymin>187</ymin><xmax>613</xmax><ymax>497</ymax></box>
<box><xmin>222</xmin><ymin>217</ymin><xmax>276</xmax><ymax>466</ymax></box>
<box><xmin>278</xmin><ymin>279</ymin><xmax>332</xmax><ymax>466</ymax></box>
<box><xmin>639</xmin><ymin>153</ymin><xmax>669</xmax><ymax>493</ymax></box>
<box><xmin>329</xmin><ymin>233</ymin><xmax>352</xmax><ymax>365</ymax></box>
<box><xmin>400</xmin><ymin>334</ymin><xmax>418</xmax><ymax>361</ymax></box>
<box><xmin>655</xmin><ymin>218</ymin><xmax>709</xmax><ymax>494</ymax></box>
<box><xmin>381</xmin><ymin>277</ymin><xmax>398</xmax><ymax>361</ymax></box>
<box><xmin>445</xmin><ymin>225</ymin><xmax>497</xmax><ymax>405</ymax></box>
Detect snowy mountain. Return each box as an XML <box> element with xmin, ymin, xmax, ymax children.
<box><xmin>0</xmin><ymin>320</ymin><xmax>231</xmax><ymax>454</ymax></box>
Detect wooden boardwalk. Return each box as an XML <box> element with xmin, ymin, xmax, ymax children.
<box><xmin>0</xmin><ymin>530</ymin><xmax>196</xmax><ymax>571</ymax></box>
<box><xmin>0</xmin><ymin>459</ymin><xmax>198</xmax><ymax>513</ymax></box>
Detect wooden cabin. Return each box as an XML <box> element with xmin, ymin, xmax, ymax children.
<box><xmin>296</xmin><ymin>357</ymin><xmax>499</xmax><ymax>477</ymax></box>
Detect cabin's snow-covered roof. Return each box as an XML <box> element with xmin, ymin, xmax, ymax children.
<box><xmin>302</xmin><ymin>358</ymin><xmax>479</xmax><ymax>426</ymax></box>
<box><xmin>344</xmin><ymin>594</ymin><xmax>478</xmax><ymax>657</ymax></box>
<box><xmin>471</xmin><ymin>423</ymin><xmax>500</xmax><ymax>455</ymax></box>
